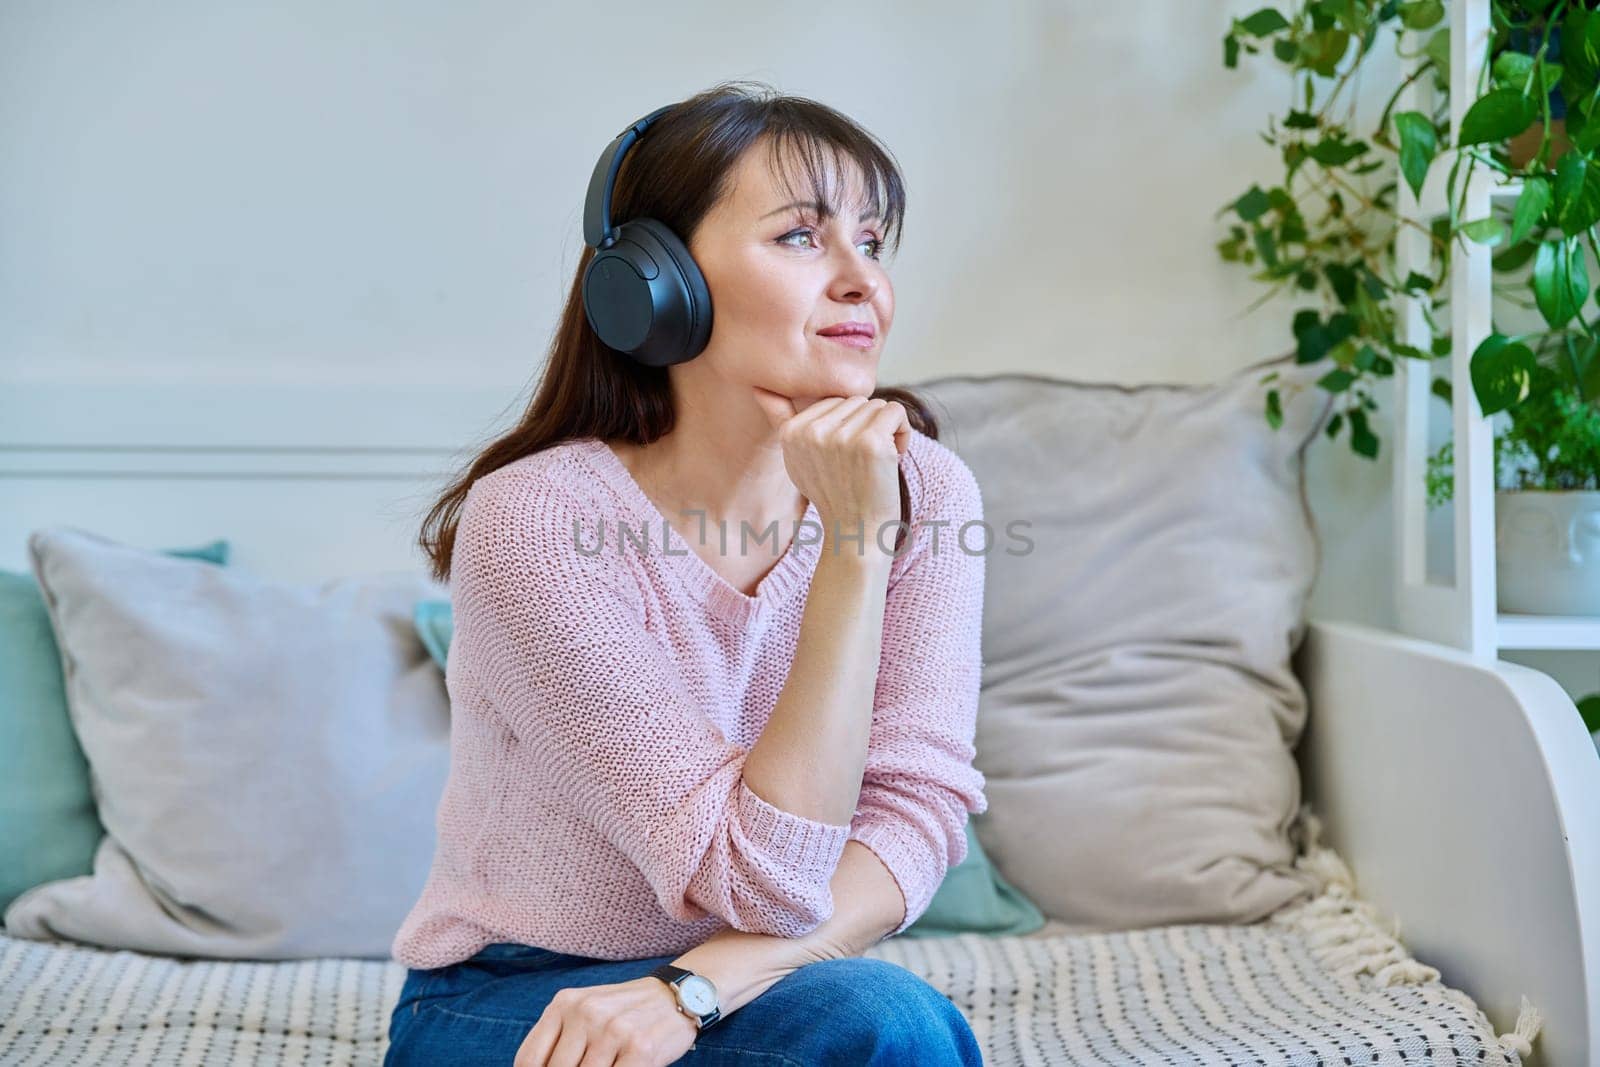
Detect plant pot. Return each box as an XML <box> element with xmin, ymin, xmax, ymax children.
<box><xmin>1496</xmin><ymin>489</ymin><xmax>1600</xmax><ymax>615</ymax></box>
<box><xmin>1509</xmin><ymin>116</ymin><xmax>1570</xmax><ymax>169</ymax></box>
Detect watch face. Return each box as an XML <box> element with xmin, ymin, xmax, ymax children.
<box><xmin>677</xmin><ymin>974</ymin><xmax>718</xmax><ymax>1015</ymax></box>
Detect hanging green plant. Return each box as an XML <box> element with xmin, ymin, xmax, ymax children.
<box><xmin>1219</xmin><ymin>0</ymin><xmax>1600</xmax><ymax>502</ymax></box>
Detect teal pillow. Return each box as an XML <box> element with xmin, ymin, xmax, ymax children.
<box><xmin>0</xmin><ymin>539</ymin><xmax>230</xmax><ymax>916</ymax></box>
<box><xmin>900</xmin><ymin>816</ymin><xmax>1045</xmax><ymax>938</ymax></box>
<box><xmin>411</xmin><ymin>598</ymin><xmax>1047</xmax><ymax>939</ymax></box>
<box><xmin>415</xmin><ymin>599</ymin><xmax>452</xmax><ymax>671</ymax></box>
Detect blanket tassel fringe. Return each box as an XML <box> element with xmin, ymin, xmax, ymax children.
<box><xmin>1272</xmin><ymin>804</ymin><xmax>1544</xmax><ymax>1061</ymax></box>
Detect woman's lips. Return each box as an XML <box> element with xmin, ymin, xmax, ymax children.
<box><xmin>819</xmin><ymin>334</ymin><xmax>875</xmax><ymax>349</ymax></box>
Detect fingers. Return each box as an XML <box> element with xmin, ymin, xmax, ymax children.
<box><xmin>825</xmin><ymin>396</ymin><xmax>910</xmax><ymax>457</ymax></box>
<box><xmin>610</xmin><ymin>1053</ymin><xmax>657</xmax><ymax>1067</ymax></box>
<box><xmin>547</xmin><ymin>1019</ymin><xmax>590</xmax><ymax>1067</ymax></box>
<box><xmin>515</xmin><ymin>982</ymin><xmax>689</xmax><ymax>1067</ymax></box>
<box><xmin>835</xmin><ymin>397</ymin><xmax>891</xmax><ymax>443</ymax></box>
<box><xmin>770</xmin><ymin>393</ymin><xmax>908</xmax><ymax>459</ymax></box>
<box><xmin>868</xmin><ymin>399</ymin><xmax>912</xmax><ymax>456</ymax></box>
<box><xmin>516</xmin><ymin>1008</ymin><xmax>561</xmax><ymax>1066</ymax></box>
<box><xmin>795</xmin><ymin>395</ymin><xmax>872</xmax><ymax>440</ymax></box>
<box><xmin>782</xmin><ymin>395</ymin><xmax>852</xmax><ymax>438</ymax></box>
<box><xmin>574</xmin><ymin>1033</ymin><xmax>620</xmax><ymax>1067</ymax></box>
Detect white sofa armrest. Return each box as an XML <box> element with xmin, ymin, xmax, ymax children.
<box><xmin>1293</xmin><ymin>619</ymin><xmax>1600</xmax><ymax>1066</ymax></box>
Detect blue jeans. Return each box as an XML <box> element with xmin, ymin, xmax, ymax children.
<box><xmin>383</xmin><ymin>941</ymin><xmax>985</xmax><ymax>1066</ymax></box>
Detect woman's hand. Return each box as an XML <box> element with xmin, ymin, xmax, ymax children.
<box><xmin>751</xmin><ymin>389</ymin><xmax>912</xmax><ymax>535</ymax></box>
<box><xmin>514</xmin><ymin>975</ymin><xmax>699</xmax><ymax>1067</ymax></box>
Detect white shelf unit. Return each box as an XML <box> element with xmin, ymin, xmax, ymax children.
<box><xmin>1392</xmin><ymin>0</ymin><xmax>1600</xmax><ymax>658</ymax></box>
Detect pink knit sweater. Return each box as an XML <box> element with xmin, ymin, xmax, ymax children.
<box><xmin>390</xmin><ymin>427</ymin><xmax>988</xmax><ymax>969</ymax></box>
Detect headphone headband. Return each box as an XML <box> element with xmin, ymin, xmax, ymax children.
<box><xmin>583</xmin><ymin>104</ymin><xmax>675</xmax><ymax>251</ymax></box>
<box><xmin>579</xmin><ymin>101</ymin><xmax>713</xmax><ymax>367</ymax></box>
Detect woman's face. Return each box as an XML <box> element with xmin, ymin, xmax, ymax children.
<box><xmin>686</xmin><ymin>142</ymin><xmax>894</xmax><ymax>406</ymax></box>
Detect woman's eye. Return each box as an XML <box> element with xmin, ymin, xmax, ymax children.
<box><xmin>777</xmin><ymin>228</ymin><xmax>818</xmax><ymax>250</ymax></box>
<box><xmin>777</xmin><ymin>227</ymin><xmax>885</xmax><ymax>261</ymax></box>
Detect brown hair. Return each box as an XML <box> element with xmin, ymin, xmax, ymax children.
<box><xmin>418</xmin><ymin>79</ymin><xmax>940</xmax><ymax>584</ymax></box>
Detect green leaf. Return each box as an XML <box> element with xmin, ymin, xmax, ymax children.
<box><xmin>1533</xmin><ymin>239</ymin><xmax>1591</xmax><ymax>328</ymax></box>
<box><xmin>1553</xmin><ymin>152</ymin><xmax>1600</xmax><ymax>235</ymax></box>
<box><xmin>1253</xmin><ymin>225</ymin><xmax>1279</xmax><ymax>268</ymax></box>
<box><xmin>1224</xmin><ymin>33</ymin><xmax>1240</xmax><ymax>68</ymax></box>
<box><xmin>1265</xmin><ymin>389</ymin><xmax>1284</xmax><ymax>429</ymax></box>
<box><xmin>1233</xmin><ymin>185</ymin><xmax>1272</xmax><ymax>222</ymax></box>
<box><xmin>1494</xmin><ymin>240</ymin><xmax>1541</xmax><ymax>273</ymax></box>
<box><xmin>1325</xmin><ymin>262</ymin><xmax>1358</xmax><ymax>304</ymax></box>
<box><xmin>1461</xmin><ymin>216</ymin><xmax>1507</xmax><ymax>246</ymax></box>
<box><xmin>1583</xmin><ymin>10</ymin><xmax>1600</xmax><ymax>87</ymax></box>
<box><xmin>1308</xmin><ymin>136</ymin><xmax>1369</xmax><ymax>166</ymax></box>
<box><xmin>1348</xmin><ymin>408</ymin><xmax>1380</xmax><ymax>457</ymax></box>
<box><xmin>1576</xmin><ymin>334</ymin><xmax>1600</xmax><ymax>403</ymax></box>
<box><xmin>1424</xmin><ymin>29</ymin><xmax>1450</xmax><ymax>84</ymax></box>
<box><xmin>1284</xmin><ymin>109</ymin><xmax>1319</xmax><ymax>129</ymax></box>
<box><xmin>1491</xmin><ymin>52</ymin><xmax>1559</xmax><ymax>99</ymax></box>
<box><xmin>1577</xmin><ymin>695</ymin><xmax>1600</xmax><ymax>734</ymax></box>
<box><xmin>1563</xmin><ymin>8</ymin><xmax>1600</xmax><ymax>88</ymax></box>
<box><xmin>1327</xmin><ymin>0</ymin><xmax>1367</xmax><ymax>36</ymax></box>
<box><xmin>1293</xmin><ymin>313</ymin><xmax>1359</xmax><ymax>365</ymax></box>
<box><xmin>1358</xmin><ymin>265</ymin><xmax>1388</xmax><ymax>298</ymax></box>
<box><xmin>1432</xmin><ymin>377</ymin><xmax>1452</xmax><ymax>405</ymax></box>
<box><xmin>1458</xmin><ymin>88</ymin><xmax>1537</xmax><ymax>146</ymax></box>
<box><xmin>1239</xmin><ymin>8</ymin><xmax>1291</xmax><ymax>35</ymax></box>
<box><xmin>1394</xmin><ymin>111</ymin><xmax>1438</xmax><ymax>199</ymax></box>
<box><xmin>1401</xmin><ymin>271</ymin><xmax>1435</xmax><ymax>292</ymax></box>
<box><xmin>1493</xmin><ymin>53</ymin><xmax>1537</xmax><ymax>88</ymax></box>
<box><xmin>1301</xmin><ymin>28</ymin><xmax>1353</xmax><ymax>75</ymax></box>
<box><xmin>1468</xmin><ymin>333</ymin><xmax>1537</xmax><ymax>415</ymax></box>
<box><xmin>1540</xmin><ymin>63</ymin><xmax>1566</xmax><ymax>97</ymax></box>
<box><xmin>1398</xmin><ymin>0</ymin><xmax>1444</xmax><ymax>29</ymax></box>
<box><xmin>1573</xmin><ymin>114</ymin><xmax>1600</xmax><ymax>154</ymax></box>
<box><xmin>1280</xmin><ymin>218</ymin><xmax>1308</xmax><ymax>245</ymax></box>
<box><xmin>1318</xmin><ymin>368</ymin><xmax>1357</xmax><ymax>392</ymax></box>
<box><xmin>1508</xmin><ymin>176</ymin><xmax>1553</xmax><ymax>247</ymax></box>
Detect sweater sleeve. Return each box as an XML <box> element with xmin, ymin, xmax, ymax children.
<box><xmin>451</xmin><ymin>472</ymin><xmax>851</xmax><ymax>939</ymax></box>
<box><xmin>847</xmin><ymin>449</ymin><xmax>990</xmax><ymax>937</ymax></box>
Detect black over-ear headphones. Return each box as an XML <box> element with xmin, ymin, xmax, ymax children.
<box><xmin>581</xmin><ymin>104</ymin><xmax>713</xmax><ymax>368</ymax></box>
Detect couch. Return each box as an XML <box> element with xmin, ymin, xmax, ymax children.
<box><xmin>3</xmin><ymin>353</ymin><xmax>1594</xmax><ymax>1065</ymax></box>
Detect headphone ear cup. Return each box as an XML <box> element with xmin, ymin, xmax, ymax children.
<box><xmin>581</xmin><ymin>217</ymin><xmax>713</xmax><ymax>368</ymax></box>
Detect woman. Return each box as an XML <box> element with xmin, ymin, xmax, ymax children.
<box><xmin>386</xmin><ymin>80</ymin><xmax>989</xmax><ymax>1067</ymax></box>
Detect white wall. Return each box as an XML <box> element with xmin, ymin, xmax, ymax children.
<box><xmin>0</xmin><ymin>0</ymin><xmax>1406</xmax><ymax>632</ymax></box>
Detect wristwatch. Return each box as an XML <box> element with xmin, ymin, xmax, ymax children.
<box><xmin>647</xmin><ymin>962</ymin><xmax>722</xmax><ymax>1032</ymax></box>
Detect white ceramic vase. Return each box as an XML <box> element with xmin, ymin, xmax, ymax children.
<box><xmin>1496</xmin><ymin>489</ymin><xmax>1600</xmax><ymax>615</ymax></box>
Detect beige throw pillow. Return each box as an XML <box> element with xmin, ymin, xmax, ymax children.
<box><xmin>913</xmin><ymin>353</ymin><xmax>1332</xmax><ymax>931</ymax></box>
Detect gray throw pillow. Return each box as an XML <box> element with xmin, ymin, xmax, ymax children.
<box><xmin>0</xmin><ymin>539</ymin><xmax>229</xmax><ymax>918</ymax></box>
<box><xmin>3</xmin><ymin>527</ymin><xmax>451</xmax><ymax>960</ymax></box>
<box><xmin>912</xmin><ymin>353</ymin><xmax>1332</xmax><ymax>931</ymax></box>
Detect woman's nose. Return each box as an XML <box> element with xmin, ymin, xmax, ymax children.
<box><xmin>827</xmin><ymin>258</ymin><xmax>878</xmax><ymax>303</ymax></box>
